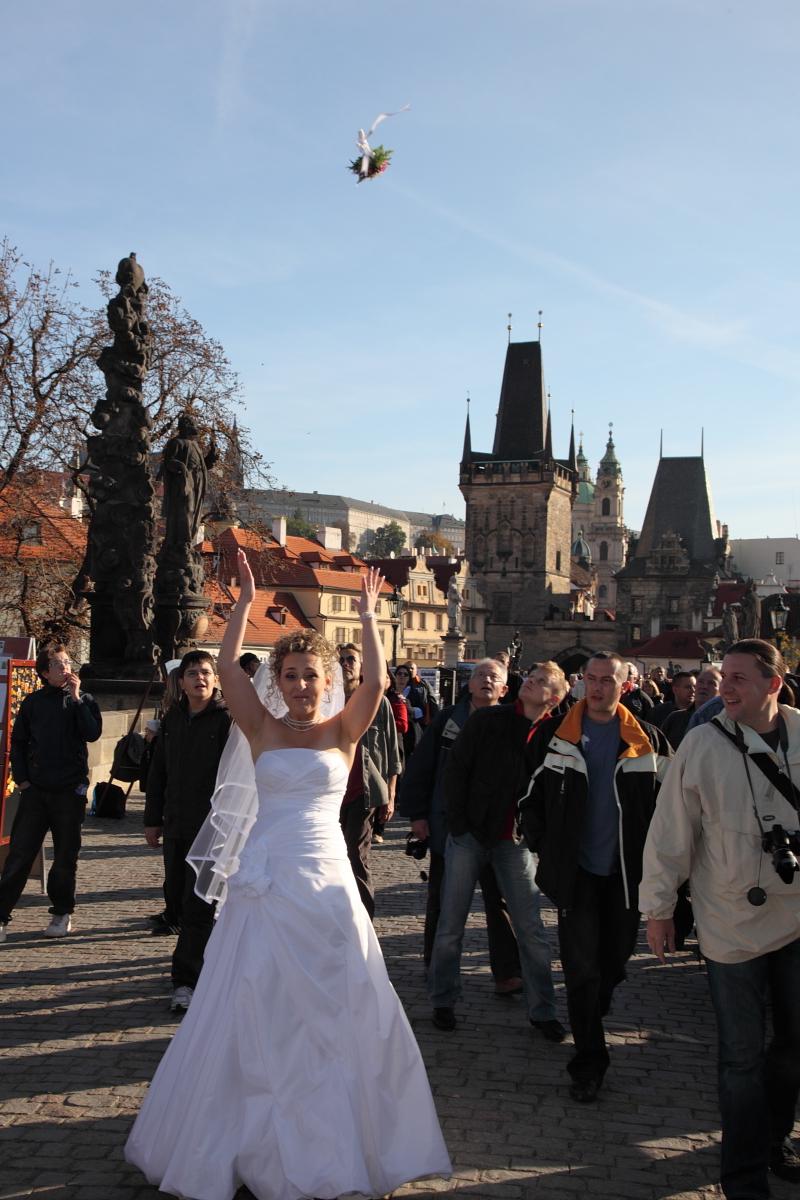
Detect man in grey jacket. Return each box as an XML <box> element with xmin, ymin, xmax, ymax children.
<box><xmin>339</xmin><ymin>644</ymin><xmax>402</xmax><ymax>919</ymax></box>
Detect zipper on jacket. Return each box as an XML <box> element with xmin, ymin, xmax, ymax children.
<box><xmin>613</xmin><ymin>761</ymin><xmax>630</xmax><ymax>910</ymax></box>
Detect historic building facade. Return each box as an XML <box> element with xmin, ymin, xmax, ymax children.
<box><xmin>571</xmin><ymin>430</ymin><xmax>628</xmax><ymax>611</ymax></box>
<box><xmin>615</xmin><ymin>453</ymin><xmax>730</xmax><ymax>648</ymax></box>
<box><xmin>460</xmin><ymin>338</ymin><xmax>577</xmax><ymax>654</ymax></box>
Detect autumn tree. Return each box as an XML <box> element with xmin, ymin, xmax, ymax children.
<box><xmin>413</xmin><ymin>528</ymin><xmax>455</xmax><ymax>556</ymax></box>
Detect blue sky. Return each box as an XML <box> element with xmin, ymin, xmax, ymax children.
<box><xmin>2</xmin><ymin>0</ymin><xmax>798</xmax><ymax>539</ymax></box>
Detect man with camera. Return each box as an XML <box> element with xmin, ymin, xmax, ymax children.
<box><xmin>641</xmin><ymin>639</ymin><xmax>800</xmax><ymax>1199</ymax></box>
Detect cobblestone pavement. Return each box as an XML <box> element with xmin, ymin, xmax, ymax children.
<box><xmin>0</xmin><ymin>798</ymin><xmax>793</xmax><ymax>1200</ymax></box>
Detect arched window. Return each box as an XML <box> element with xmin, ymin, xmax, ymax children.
<box><xmin>601</xmin><ymin>498</ymin><xmax>611</xmax><ymax>516</ymax></box>
<box><xmin>599</xmin><ymin>541</ymin><xmax>609</xmax><ymax>561</ymax></box>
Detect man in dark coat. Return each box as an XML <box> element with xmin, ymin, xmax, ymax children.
<box><xmin>144</xmin><ymin>650</ymin><xmax>231</xmax><ymax>1012</ymax></box>
<box><xmin>398</xmin><ymin>658</ymin><xmax>521</xmax><ymax>992</ymax></box>
<box><xmin>0</xmin><ymin>644</ymin><xmax>102</xmax><ymax>940</ymax></box>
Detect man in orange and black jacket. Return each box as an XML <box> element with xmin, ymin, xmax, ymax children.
<box><xmin>520</xmin><ymin>651</ymin><xmax>671</xmax><ymax>1104</ymax></box>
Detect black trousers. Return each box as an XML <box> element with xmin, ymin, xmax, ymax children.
<box><xmin>424</xmin><ymin>849</ymin><xmax>522</xmax><ymax>981</ymax></box>
<box><xmin>0</xmin><ymin>786</ymin><xmax>86</xmax><ymax>922</ymax></box>
<box><xmin>557</xmin><ymin>867</ymin><xmax>641</xmax><ymax>1084</ymax></box>
<box><xmin>162</xmin><ymin>837</ymin><xmax>215</xmax><ymax>988</ymax></box>
<box><xmin>339</xmin><ymin>801</ymin><xmax>374</xmax><ymax>921</ymax></box>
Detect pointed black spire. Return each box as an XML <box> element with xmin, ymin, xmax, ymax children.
<box><xmin>461</xmin><ymin>397</ymin><xmax>472</xmax><ymax>465</ymax></box>
<box><xmin>544</xmin><ymin>408</ymin><xmax>553</xmax><ymax>459</ymax></box>
<box><xmin>492</xmin><ymin>340</ymin><xmax>548</xmax><ymax>459</ymax></box>
<box><xmin>568</xmin><ymin>409</ymin><xmax>577</xmax><ymax>471</ymax></box>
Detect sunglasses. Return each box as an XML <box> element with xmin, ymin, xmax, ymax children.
<box><xmin>339</xmin><ymin>655</ymin><xmax>359</xmax><ymax>666</ymax></box>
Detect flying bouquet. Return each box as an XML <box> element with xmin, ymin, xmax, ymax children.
<box><xmin>349</xmin><ymin>104</ymin><xmax>410</xmax><ymax>183</ymax></box>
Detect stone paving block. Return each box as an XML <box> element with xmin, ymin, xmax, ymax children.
<box><xmin>1</xmin><ymin>808</ymin><xmax>796</xmax><ymax>1199</ymax></box>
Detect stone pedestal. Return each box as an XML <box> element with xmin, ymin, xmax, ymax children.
<box><xmin>441</xmin><ymin>630</ymin><xmax>465</xmax><ymax>668</ymax></box>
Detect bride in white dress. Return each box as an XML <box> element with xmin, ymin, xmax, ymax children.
<box><xmin>125</xmin><ymin>553</ymin><xmax>452</xmax><ymax>1200</ymax></box>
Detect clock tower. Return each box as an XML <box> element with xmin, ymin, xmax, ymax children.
<box><xmin>586</xmin><ymin>426</ymin><xmax>627</xmax><ymax>610</ymax></box>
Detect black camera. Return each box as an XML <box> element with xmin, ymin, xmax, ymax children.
<box><xmin>762</xmin><ymin>824</ymin><xmax>800</xmax><ymax>885</ymax></box>
<box><xmin>405</xmin><ymin>833</ymin><xmax>429</xmax><ymax>861</ymax></box>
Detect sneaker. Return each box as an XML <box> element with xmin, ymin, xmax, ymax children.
<box><xmin>0</xmin><ymin>922</ymin><xmax>7</xmax><ymax>943</ymax></box>
<box><xmin>170</xmin><ymin>986</ymin><xmax>194</xmax><ymax>1013</ymax></box>
<box><xmin>770</xmin><ymin>1138</ymin><xmax>800</xmax><ymax>1182</ymax></box>
<box><xmin>569</xmin><ymin>1078</ymin><xmax>600</xmax><ymax>1104</ymax></box>
<box><xmin>43</xmin><ymin>914</ymin><xmax>72</xmax><ymax>938</ymax></box>
<box><xmin>432</xmin><ymin>1006</ymin><xmax>457</xmax><ymax>1031</ymax></box>
<box><xmin>530</xmin><ymin>1018</ymin><xmax>567</xmax><ymax>1042</ymax></box>
<box><xmin>372</xmin><ymin>833</ymin><xmax>385</xmax><ymax>844</ymax></box>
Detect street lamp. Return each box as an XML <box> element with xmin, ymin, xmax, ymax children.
<box><xmin>769</xmin><ymin>594</ymin><xmax>790</xmax><ymax>635</ymax></box>
<box><xmin>388</xmin><ymin>585</ymin><xmax>404</xmax><ymax>668</ymax></box>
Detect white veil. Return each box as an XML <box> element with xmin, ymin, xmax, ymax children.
<box><xmin>187</xmin><ymin>656</ymin><xmax>346</xmax><ymax>906</ymax></box>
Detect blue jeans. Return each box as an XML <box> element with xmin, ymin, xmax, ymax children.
<box><xmin>428</xmin><ymin>832</ymin><xmax>557</xmax><ymax>1021</ymax></box>
<box><xmin>705</xmin><ymin>937</ymin><xmax>800</xmax><ymax>1200</ymax></box>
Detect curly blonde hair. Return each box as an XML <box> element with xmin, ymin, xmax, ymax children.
<box><xmin>270</xmin><ymin>629</ymin><xmax>336</xmax><ymax>682</ymax></box>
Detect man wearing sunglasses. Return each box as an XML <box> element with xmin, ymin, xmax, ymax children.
<box><xmin>339</xmin><ymin>644</ymin><xmax>402</xmax><ymax>919</ymax></box>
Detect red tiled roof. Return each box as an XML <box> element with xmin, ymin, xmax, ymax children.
<box><xmin>214</xmin><ymin>526</ymin><xmax>391</xmax><ymax>593</ymax></box>
<box><xmin>205</xmin><ymin>585</ymin><xmax>311</xmax><ymax>647</ymax></box>
<box><xmin>622</xmin><ymin>630</ymin><xmax>711</xmax><ymax>659</ymax></box>
<box><xmin>0</xmin><ymin>483</ymin><xmax>86</xmax><ymax>560</ymax></box>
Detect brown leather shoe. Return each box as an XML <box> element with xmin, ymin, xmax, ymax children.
<box><xmin>495</xmin><ymin>976</ymin><xmax>523</xmax><ymax>996</ymax></box>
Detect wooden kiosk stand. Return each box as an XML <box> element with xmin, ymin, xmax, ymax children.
<box><xmin>0</xmin><ymin>650</ymin><xmax>45</xmax><ymax>886</ymax></box>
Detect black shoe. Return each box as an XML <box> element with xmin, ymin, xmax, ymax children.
<box><xmin>770</xmin><ymin>1138</ymin><xmax>800</xmax><ymax>1182</ymax></box>
<box><xmin>432</xmin><ymin>1007</ymin><xmax>457</xmax><ymax>1031</ymax></box>
<box><xmin>569</xmin><ymin>1078</ymin><xmax>600</xmax><ymax>1103</ymax></box>
<box><xmin>530</xmin><ymin>1018</ymin><xmax>567</xmax><ymax>1042</ymax></box>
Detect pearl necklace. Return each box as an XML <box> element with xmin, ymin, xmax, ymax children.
<box><xmin>281</xmin><ymin>713</ymin><xmax>319</xmax><ymax>731</ymax></box>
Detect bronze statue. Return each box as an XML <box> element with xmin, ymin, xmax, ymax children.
<box><xmin>160</xmin><ymin>413</ymin><xmax>217</xmax><ymax>550</ymax></box>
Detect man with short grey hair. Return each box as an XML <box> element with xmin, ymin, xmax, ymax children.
<box><xmin>521</xmin><ymin>651</ymin><xmax>670</xmax><ymax>1102</ymax></box>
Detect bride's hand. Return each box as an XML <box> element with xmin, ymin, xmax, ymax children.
<box><xmin>237</xmin><ymin>549</ymin><xmax>256</xmax><ymax>605</ymax></box>
<box><xmin>359</xmin><ymin>566</ymin><xmax>383</xmax><ymax>616</ymax></box>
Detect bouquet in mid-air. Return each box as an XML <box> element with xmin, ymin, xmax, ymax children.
<box><xmin>348</xmin><ymin>104</ymin><xmax>410</xmax><ymax>182</ymax></box>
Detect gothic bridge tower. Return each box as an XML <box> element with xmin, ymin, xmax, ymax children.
<box><xmin>459</xmin><ymin>337</ymin><xmax>577</xmax><ymax>654</ymax></box>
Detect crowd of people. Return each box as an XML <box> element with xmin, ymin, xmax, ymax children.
<box><xmin>0</xmin><ymin>611</ymin><xmax>798</xmax><ymax>1200</ymax></box>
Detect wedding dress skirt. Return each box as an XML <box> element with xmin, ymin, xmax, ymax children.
<box><xmin>125</xmin><ymin>748</ymin><xmax>451</xmax><ymax>1200</ymax></box>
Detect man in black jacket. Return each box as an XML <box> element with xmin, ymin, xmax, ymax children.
<box><xmin>0</xmin><ymin>644</ymin><xmax>102</xmax><ymax>940</ymax></box>
<box><xmin>520</xmin><ymin>651</ymin><xmax>671</xmax><ymax>1103</ymax></box>
<box><xmin>144</xmin><ymin>651</ymin><xmax>231</xmax><ymax>1011</ymax></box>
<box><xmin>427</xmin><ymin>663</ymin><xmax>567</xmax><ymax>1037</ymax></box>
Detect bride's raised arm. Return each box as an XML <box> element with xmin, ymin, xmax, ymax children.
<box><xmin>217</xmin><ymin>549</ymin><xmax>270</xmax><ymax>741</ymax></box>
<box><xmin>340</xmin><ymin>566</ymin><xmax>385</xmax><ymax>747</ymax></box>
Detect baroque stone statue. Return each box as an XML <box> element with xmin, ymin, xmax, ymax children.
<box><xmin>153</xmin><ymin>412</ymin><xmax>217</xmax><ymax>662</ymax></box>
<box><xmin>446</xmin><ymin>573</ymin><xmax>463</xmax><ymax>634</ymax></box>
<box><xmin>78</xmin><ymin>252</ymin><xmax>157</xmax><ymax>673</ymax></box>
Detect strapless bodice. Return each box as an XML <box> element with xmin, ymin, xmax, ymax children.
<box><xmin>228</xmin><ymin>749</ymin><xmax>351</xmax><ymax>897</ymax></box>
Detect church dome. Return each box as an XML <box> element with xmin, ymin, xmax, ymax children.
<box><xmin>572</xmin><ymin>529</ymin><xmax>592</xmax><ymax>566</ymax></box>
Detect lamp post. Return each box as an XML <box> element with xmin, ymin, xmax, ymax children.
<box><xmin>769</xmin><ymin>593</ymin><xmax>789</xmax><ymax>639</ymax></box>
<box><xmin>389</xmin><ymin>585</ymin><xmax>404</xmax><ymax>668</ymax></box>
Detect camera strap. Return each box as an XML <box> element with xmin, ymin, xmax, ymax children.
<box><xmin>710</xmin><ymin>717</ymin><xmax>800</xmax><ymax>815</ymax></box>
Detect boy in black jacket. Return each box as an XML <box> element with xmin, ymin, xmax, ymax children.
<box><xmin>0</xmin><ymin>644</ymin><xmax>102</xmax><ymax>940</ymax></box>
<box><xmin>144</xmin><ymin>651</ymin><xmax>231</xmax><ymax>1012</ymax></box>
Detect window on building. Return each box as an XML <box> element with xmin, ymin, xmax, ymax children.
<box><xmin>334</xmin><ymin>626</ymin><xmax>346</xmax><ymax>645</ymax></box>
<box><xmin>350</xmin><ymin>597</ymin><xmax>359</xmax><ymax>612</ymax></box>
<box><xmin>598</xmin><ymin>584</ymin><xmax>607</xmax><ymax>599</ymax></box>
<box><xmin>668</xmin><ymin>597</ymin><xmax>680</xmax><ymax>614</ymax></box>
<box><xmin>601</xmin><ymin>498</ymin><xmax>610</xmax><ymax>516</ymax></box>
<box><xmin>352</xmin><ymin>626</ymin><xmax>362</xmax><ymax>645</ymax></box>
<box><xmin>555</xmin><ymin>551</ymin><xmax>562</xmax><ymax>571</ymax></box>
<box><xmin>419</xmin><ymin>612</ymin><xmax>427</xmax><ymax>630</ymax></box>
<box><xmin>631</xmin><ymin>625</ymin><xmax>642</xmax><ymax>642</ymax></box>
<box><xmin>331</xmin><ymin>594</ymin><xmax>344</xmax><ymax>612</ymax></box>
<box><xmin>404</xmin><ymin>612</ymin><xmax>413</xmax><ymax>629</ymax></box>
<box><xmin>632</xmin><ymin>596</ymin><xmax>643</xmax><ymax>614</ymax></box>
<box><xmin>599</xmin><ymin>541</ymin><xmax>609</xmax><ymax>561</ymax></box>
<box><xmin>375</xmin><ymin>600</ymin><xmax>382</xmax><ymax>614</ymax></box>
<box><xmin>776</xmin><ymin>552</ymin><xmax>785</xmax><ymax>565</ymax></box>
<box><xmin>466</xmin><ymin>615</ymin><xmax>476</xmax><ymax>633</ymax></box>
<box><xmin>19</xmin><ymin>521</ymin><xmax>42</xmax><ymax>544</ymax></box>
<box><xmin>435</xmin><ymin>613</ymin><xmax>443</xmax><ymax>631</ymax></box>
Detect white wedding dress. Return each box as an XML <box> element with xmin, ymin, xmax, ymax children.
<box><xmin>125</xmin><ymin>748</ymin><xmax>451</xmax><ymax>1200</ymax></box>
